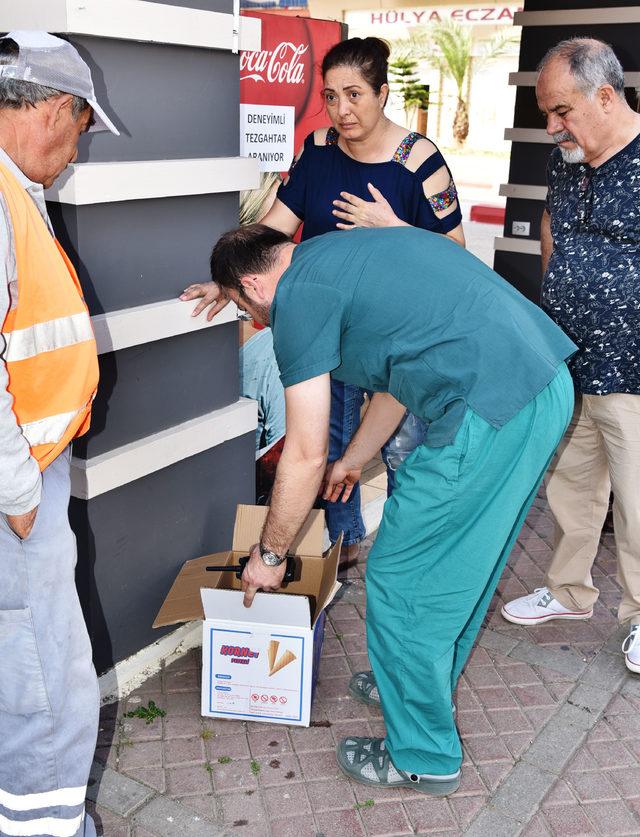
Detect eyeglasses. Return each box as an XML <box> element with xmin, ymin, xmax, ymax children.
<box><xmin>236</xmin><ymin>304</ymin><xmax>253</xmax><ymax>321</ymax></box>
<box><xmin>577</xmin><ymin>171</ymin><xmax>594</xmax><ymax>232</ymax></box>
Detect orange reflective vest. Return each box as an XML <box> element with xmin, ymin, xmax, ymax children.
<box><xmin>0</xmin><ymin>162</ymin><xmax>99</xmax><ymax>470</ymax></box>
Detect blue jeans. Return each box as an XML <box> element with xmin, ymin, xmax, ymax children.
<box><xmin>325</xmin><ymin>379</ymin><xmax>427</xmax><ymax>545</ymax></box>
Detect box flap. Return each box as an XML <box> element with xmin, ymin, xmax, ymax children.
<box><xmin>154</xmin><ymin>507</ymin><xmax>338</xmax><ymax>631</ymax></box>
<box><xmin>201</xmin><ymin>588</ymin><xmax>311</xmax><ymax>628</ymax></box>
<box><xmin>312</xmin><ymin>534</ymin><xmax>342</xmax><ymax>626</ymax></box>
<box><xmin>152</xmin><ymin>550</ymin><xmax>234</xmax><ymax>628</ymax></box>
<box><xmin>232</xmin><ymin>504</ymin><xmax>325</xmax><ymax>556</ymax></box>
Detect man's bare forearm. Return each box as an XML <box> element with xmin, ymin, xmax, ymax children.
<box><xmin>342</xmin><ymin>392</ymin><xmax>407</xmax><ymax>471</ymax></box>
<box><xmin>261</xmin><ymin>449</ymin><xmax>326</xmax><ymax>556</ymax></box>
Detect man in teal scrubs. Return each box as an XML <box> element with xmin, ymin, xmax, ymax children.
<box><xmin>209</xmin><ymin>223</ymin><xmax>576</xmax><ymax>795</ymax></box>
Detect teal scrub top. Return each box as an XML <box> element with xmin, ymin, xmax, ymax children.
<box><xmin>270</xmin><ymin>227</ymin><xmax>577</xmax><ymax>447</ymax></box>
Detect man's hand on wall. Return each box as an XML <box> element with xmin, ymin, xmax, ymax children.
<box><xmin>179</xmin><ymin>281</ymin><xmax>229</xmax><ymax>321</ymax></box>
<box><xmin>242</xmin><ymin>543</ymin><xmax>288</xmax><ymax>608</ymax></box>
<box><xmin>6</xmin><ymin>506</ymin><xmax>38</xmax><ymax>540</ymax></box>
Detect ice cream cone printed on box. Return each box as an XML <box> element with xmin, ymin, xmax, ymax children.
<box><xmin>267</xmin><ymin>640</ymin><xmax>280</xmax><ymax>673</ymax></box>
<box><xmin>269</xmin><ymin>648</ymin><xmax>296</xmax><ymax>676</ymax></box>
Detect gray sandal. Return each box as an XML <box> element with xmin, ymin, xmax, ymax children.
<box><xmin>349</xmin><ymin>671</ymin><xmax>456</xmax><ymax>717</ymax></box>
<box><xmin>348</xmin><ymin>671</ymin><xmax>381</xmax><ymax>705</ymax></box>
<box><xmin>336</xmin><ymin>737</ymin><xmax>461</xmax><ymax>796</ymax></box>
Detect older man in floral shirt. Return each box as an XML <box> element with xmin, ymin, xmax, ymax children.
<box><xmin>502</xmin><ymin>38</ymin><xmax>640</xmax><ymax>675</ymax></box>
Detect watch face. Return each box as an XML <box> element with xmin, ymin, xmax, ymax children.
<box><xmin>261</xmin><ymin>549</ymin><xmax>282</xmax><ymax>566</ymax></box>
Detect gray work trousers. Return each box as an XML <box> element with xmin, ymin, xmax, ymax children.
<box><xmin>0</xmin><ymin>447</ymin><xmax>98</xmax><ymax>837</ymax></box>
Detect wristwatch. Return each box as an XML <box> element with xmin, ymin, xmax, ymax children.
<box><xmin>259</xmin><ymin>543</ymin><xmax>286</xmax><ymax>567</ymax></box>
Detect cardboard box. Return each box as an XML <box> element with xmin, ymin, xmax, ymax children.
<box><xmin>154</xmin><ymin>505</ymin><xmax>341</xmax><ymax>726</ymax></box>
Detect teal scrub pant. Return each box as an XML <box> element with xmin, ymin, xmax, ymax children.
<box><xmin>365</xmin><ymin>364</ymin><xmax>574</xmax><ymax>776</ymax></box>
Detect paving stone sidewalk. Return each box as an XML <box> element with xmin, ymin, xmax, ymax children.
<box><xmin>90</xmin><ymin>492</ymin><xmax>640</xmax><ymax>836</ymax></box>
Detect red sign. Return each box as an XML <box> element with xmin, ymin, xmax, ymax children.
<box><xmin>241</xmin><ymin>12</ymin><xmax>343</xmax><ymax>152</ymax></box>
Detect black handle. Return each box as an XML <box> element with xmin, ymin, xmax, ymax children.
<box><xmin>237</xmin><ymin>554</ymin><xmax>295</xmax><ymax>583</ymax></box>
<box><xmin>205</xmin><ymin>555</ymin><xmax>295</xmax><ymax>583</ymax></box>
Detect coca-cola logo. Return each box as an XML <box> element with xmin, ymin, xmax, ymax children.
<box><xmin>240</xmin><ymin>41</ymin><xmax>308</xmax><ymax>85</ymax></box>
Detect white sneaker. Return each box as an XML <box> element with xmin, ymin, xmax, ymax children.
<box><xmin>501</xmin><ymin>587</ymin><xmax>593</xmax><ymax>625</ymax></box>
<box><xmin>622</xmin><ymin>624</ymin><xmax>640</xmax><ymax>674</ymax></box>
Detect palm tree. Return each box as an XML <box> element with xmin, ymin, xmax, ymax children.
<box><xmin>391</xmin><ymin>22</ymin><xmax>517</xmax><ymax>145</ymax></box>
<box><xmin>388</xmin><ymin>55</ymin><xmax>431</xmax><ymax>134</ymax></box>
<box><xmin>429</xmin><ymin>21</ymin><xmax>472</xmax><ymax>145</ymax></box>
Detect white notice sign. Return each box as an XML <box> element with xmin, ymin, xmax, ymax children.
<box><xmin>240</xmin><ymin>104</ymin><xmax>295</xmax><ymax>173</ymax></box>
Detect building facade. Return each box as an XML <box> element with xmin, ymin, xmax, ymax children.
<box><xmin>2</xmin><ymin>0</ymin><xmax>261</xmax><ymax>680</ymax></box>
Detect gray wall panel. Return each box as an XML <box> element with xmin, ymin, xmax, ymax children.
<box><xmin>524</xmin><ymin>0</ymin><xmax>640</xmax><ymax>10</ymax></box>
<box><xmin>144</xmin><ymin>0</ymin><xmax>233</xmax><ymax>11</ymax></box>
<box><xmin>72</xmin><ymin>36</ymin><xmax>239</xmax><ymax>163</ymax></box>
<box><xmin>72</xmin><ymin>432</ymin><xmax>255</xmax><ymax>675</ymax></box>
<box><xmin>48</xmin><ymin>192</ymin><xmax>239</xmax><ymax>314</ymax></box>
<box><xmin>73</xmin><ymin>322</ymin><xmax>239</xmax><ymax>458</ymax></box>
<box><xmin>504</xmin><ymin>198</ymin><xmax>546</xmax><ymax>242</ymax></box>
<box><xmin>519</xmin><ymin>25</ymin><xmax>640</xmax><ymax>74</ymax></box>
<box><xmin>508</xmin><ymin>142</ymin><xmax>552</xmax><ymax>188</ymax></box>
<box><xmin>54</xmin><ymin>0</ymin><xmax>254</xmax><ymax>673</ymax></box>
<box><xmin>494</xmin><ymin>251</ymin><xmax>542</xmax><ymax>304</ymax></box>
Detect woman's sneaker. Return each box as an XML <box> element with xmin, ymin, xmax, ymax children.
<box><xmin>623</xmin><ymin>624</ymin><xmax>640</xmax><ymax>674</ymax></box>
<box><xmin>501</xmin><ymin>587</ymin><xmax>593</xmax><ymax>625</ymax></box>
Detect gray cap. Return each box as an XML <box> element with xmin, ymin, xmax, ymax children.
<box><xmin>0</xmin><ymin>31</ymin><xmax>119</xmax><ymax>135</ymax></box>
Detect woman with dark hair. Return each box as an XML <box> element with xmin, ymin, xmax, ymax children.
<box><xmin>182</xmin><ymin>36</ymin><xmax>464</xmax><ymax>554</ymax></box>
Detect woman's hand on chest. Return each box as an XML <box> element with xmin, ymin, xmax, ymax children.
<box><xmin>332</xmin><ymin>182</ymin><xmax>406</xmax><ymax>229</ymax></box>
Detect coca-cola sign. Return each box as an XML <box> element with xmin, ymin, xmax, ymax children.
<box><xmin>240</xmin><ymin>41</ymin><xmax>308</xmax><ymax>86</ymax></box>
<box><xmin>240</xmin><ymin>12</ymin><xmax>343</xmax><ymax>149</ymax></box>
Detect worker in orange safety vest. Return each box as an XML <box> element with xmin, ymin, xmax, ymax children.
<box><xmin>0</xmin><ymin>31</ymin><xmax>119</xmax><ymax>837</ymax></box>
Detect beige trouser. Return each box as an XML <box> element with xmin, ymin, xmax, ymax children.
<box><xmin>544</xmin><ymin>392</ymin><xmax>640</xmax><ymax>625</ymax></box>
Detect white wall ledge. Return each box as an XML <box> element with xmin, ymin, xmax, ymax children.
<box><xmin>46</xmin><ymin>157</ymin><xmax>260</xmax><ymax>205</ymax></box>
<box><xmin>0</xmin><ymin>0</ymin><xmax>261</xmax><ymax>52</ymax></box>
<box><xmin>505</xmin><ymin>128</ymin><xmax>555</xmax><ymax>145</ymax></box>
<box><xmin>92</xmin><ymin>297</ymin><xmax>237</xmax><ymax>355</ymax></box>
<box><xmin>499</xmin><ymin>183</ymin><xmax>548</xmax><ymax>201</ymax></box>
<box><xmin>515</xmin><ymin>7</ymin><xmax>640</xmax><ymax>26</ymax></box>
<box><xmin>71</xmin><ymin>397</ymin><xmax>258</xmax><ymax>499</ymax></box>
<box><xmin>509</xmin><ymin>71</ymin><xmax>640</xmax><ymax>87</ymax></box>
<box><xmin>494</xmin><ymin>236</ymin><xmax>542</xmax><ymax>256</ymax></box>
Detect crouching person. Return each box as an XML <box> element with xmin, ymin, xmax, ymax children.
<box><xmin>211</xmin><ymin>222</ymin><xmax>576</xmax><ymax>795</ymax></box>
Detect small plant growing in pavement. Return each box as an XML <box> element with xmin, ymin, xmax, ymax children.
<box><xmin>124</xmin><ymin>699</ymin><xmax>166</xmax><ymax>725</ymax></box>
<box><xmin>201</xmin><ymin>729</ymin><xmax>214</xmax><ymax>741</ymax></box>
<box><xmin>355</xmin><ymin>799</ymin><xmax>375</xmax><ymax>809</ymax></box>
<box><xmin>204</xmin><ymin>761</ymin><xmax>213</xmax><ymax>774</ymax></box>
<box><xmin>218</xmin><ymin>756</ymin><xmax>232</xmax><ymax>764</ymax></box>
<box><xmin>250</xmin><ymin>759</ymin><xmax>261</xmax><ymax>776</ymax></box>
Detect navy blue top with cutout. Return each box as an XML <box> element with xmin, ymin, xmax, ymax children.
<box><xmin>276</xmin><ymin>128</ymin><xmax>461</xmax><ymax>241</ymax></box>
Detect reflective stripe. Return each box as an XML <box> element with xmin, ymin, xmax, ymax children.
<box><xmin>0</xmin><ymin>785</ymin><xmax>85</xmax><ymax>811</ymax></box>
<box><xmin>0</xmin><ymin>811</ymin><xmax>83</xmax><ymax>837</ymax></box>
<box><xmin>2</xmin><ymin>312</ymin><xmax>94</xmax><ymax>362</ymax></box>
<box><xmin>21</xmin><ymin>405</ymin><xmax>88</xmax><ymax>447</ymax></box>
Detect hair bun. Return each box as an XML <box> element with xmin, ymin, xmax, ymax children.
<box><xmin>321</xmin><ymin>36</ymin><xmax>390</xmax><ymax>95</ymax></box>
<box><xmin>363</xmin><ymin>37</ymin><xmax>391</xmax><ymax>61</ymax></box>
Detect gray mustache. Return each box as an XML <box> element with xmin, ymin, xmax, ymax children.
<box><xmin>553</xmin><ymin>131</ymin><xmax>577</xmax><ymax>144</ymax></box>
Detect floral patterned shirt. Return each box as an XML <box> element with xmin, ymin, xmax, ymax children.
<box><xmin>542</xmin><ymin>133</ymin><xmax>640</xmax><ymax>394</ymax></box>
